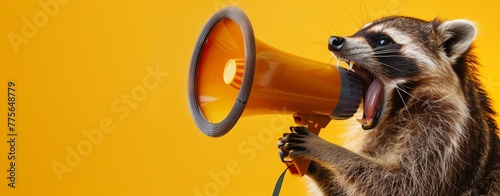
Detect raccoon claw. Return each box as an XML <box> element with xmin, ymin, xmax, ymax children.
<box><xmin>278</xmin><ymin>127</ymin><xmax>312</xmax><ymax>159</ymax></box>
<box><xmin>278</xmin><ymin>141</ymin><xmax>293</xmax><ymax>159</ymax></box>
<box><xmin>290</xmin><ymin>126</ymin><xmax>310</xmax><ymax>135</ymax></box>
<box><xmin>278</xmin><ymin>151</ymin><xmax>286</xmax><ymax>162</ymax></box>
<box><xmin>277</xmin><ymin>138</ymin><xmax>288</xmax><ymax>158</ymax></box>
<box><xmin>278</xmin><ymin>130</ymin><xmax>294</xmax><ymax>160</ymax></box>
<box><xmin>277</xmin><ymin>137</ymin><xmax>286</xmax><ymax>148</ymax></box>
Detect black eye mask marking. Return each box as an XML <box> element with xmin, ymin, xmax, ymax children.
<box><xmin>364</xmin><ymin>34</ymin><xmax>421</xmax><ymax>79</ymax></box>
<box><xmin>377</xmin><ymin>36</ymin><xmax>394</xmax><ymax>47</ymax></box>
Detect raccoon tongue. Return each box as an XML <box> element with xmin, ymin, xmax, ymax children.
<box><xmin>358</xmin><ymin>79</ymin><xmax>381</xmax><ymax>126</ymax></box>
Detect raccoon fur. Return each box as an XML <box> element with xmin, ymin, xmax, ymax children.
<box><xmin>278</xmin><ymin>16</ymin><xmax>500</xmax><ymax>195</ymax></box>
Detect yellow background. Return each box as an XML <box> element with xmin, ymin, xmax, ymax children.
<box><xmin>1</xmin><ymin>0</ymin><xmax>499</xmax><ymax>195</ymax></box>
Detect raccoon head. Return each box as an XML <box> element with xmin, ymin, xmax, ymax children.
<box><xmin>328</xmin><ymin>16</ymin><xmax>476</xmax><ymax>130</ymax></box>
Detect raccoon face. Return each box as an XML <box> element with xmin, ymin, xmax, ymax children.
<box><xmin>329</xmin><ymin>16</ymin><xmax>476</xmax><ymax>130</ymax></box>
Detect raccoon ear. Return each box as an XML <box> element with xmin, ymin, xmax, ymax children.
<box><xmin>437</xmin><ymin>19</ymin><xmax>476</xmax><ymax>59</ymax></box>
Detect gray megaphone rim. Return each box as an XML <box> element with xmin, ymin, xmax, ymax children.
<box><xmin>189</xmin><ymin>7</ymin><xmax>256</xmax><ymax>137</ymax></box>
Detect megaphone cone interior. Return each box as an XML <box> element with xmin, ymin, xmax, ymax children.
<box><xmin>189</xmin><ymin>7</ymin><xmax>362</xmax><ymax>137</ymax></box>
<box><xmin>223</xmin><ymin>58</ymin><xmax>245</xmax><ymax>89</ymax></box>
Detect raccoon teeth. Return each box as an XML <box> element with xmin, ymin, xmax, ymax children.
<box><xmin>357</xmin><ymin>118</ymin><xmax>373</xmax><ymax>127</ymax></box>
<box><xmin>332</xmin><ymin>54</ymin><xmax>341</xmax><ymax>67</ymax></box>
<box><xmin>348</xmin><ymin>61</ymin><xmax>355</xmax><ymax>70</ymax></box>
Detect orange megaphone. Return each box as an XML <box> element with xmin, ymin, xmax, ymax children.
<box><xmin>188</xmin><ymin>7</ymin><xmax>362</xmax><ymax>176</ymax></box>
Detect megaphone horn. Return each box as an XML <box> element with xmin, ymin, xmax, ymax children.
<box><xmin>189</xmin><ymin>7</ymin><xmax>256</xmax><ymax>137</ymax></box>
<box><xmin>188</xmin><ymin>7</ymin><xmax>362</xmax><ymax>176</ymax></box>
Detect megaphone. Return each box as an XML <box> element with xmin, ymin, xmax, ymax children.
<box><xmin>188</xmin><ymin>7</ymin><xmax>362</xmax><ymax>176</ymax></box>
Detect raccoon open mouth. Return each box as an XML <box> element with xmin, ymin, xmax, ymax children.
<box><xmin>348</xmin><ymin>61</ymin><xmax>383</xmax><ymax>130</ymax></box>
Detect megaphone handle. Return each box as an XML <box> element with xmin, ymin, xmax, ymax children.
<box><xmin>284</xmin><ymin>114</ymin><xmax>331</xmax><ymax>176</ymax></box>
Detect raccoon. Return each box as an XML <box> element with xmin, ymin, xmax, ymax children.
<box><xmin>278</xmin><ymin>16</ymin><xmax>500</xmax><ymax>195</ymax></box>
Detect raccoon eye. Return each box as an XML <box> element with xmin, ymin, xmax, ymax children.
<box><xmin>378</xmin><ymin>36</ymin><xmax>394</xmax><ymax>46</ymax></box>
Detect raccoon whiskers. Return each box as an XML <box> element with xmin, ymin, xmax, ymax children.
<box><xmin>329</xmin><ymin>56</ymin><xmax>335</xmax><ymax>65</ymax></box>
<box><xmin>372</xmin><ymin>45</ymin><xmax>399</xmax><ymax>53</ymax></box>
<box><xmin>372</xmin><ymin>50</ymin><xmax>401</xmax><ymax>55</ymax></box>
<box><xmin>396</xmin><ymin>83</ymin><xmax>423</xmax><ymax>101</ymax></box>
<box><xmin>358</xmin><ymin>0</ymin><xmax>369</xmax><ymax>25</ymax></box>
<box><xmin>378</xmin><ymin>61</ymin><xmax>406</xmax><ymax>72</ymax></box>
<box><xmin>394</xmin><ymin>0</ymin><xmax>409</xmax><ymax>16</ymax></box>
<box><xmin>310</xmin><ymin>3</ymin><xmax>342</xmax><ymax>36</ymax></box>
<box><xmin>334</xmin><ymin>0</ymin><xmax>364</xmax><ymax>29</ymax></box>
<box><xmin>395</xmin><ymin>86</ymin><xmax>413</xmax><ymax>120</ymax></box>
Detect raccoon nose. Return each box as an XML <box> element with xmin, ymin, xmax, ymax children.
<box><xmin>328</xmin><ymin>36</ymin><xmax>345</xmax><ymax>51</ymax></box>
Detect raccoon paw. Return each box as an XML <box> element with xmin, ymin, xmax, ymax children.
<box><xmin>278</xmin><ymin>126</ymin><xmax>326</xmax><ymax>160</ymax></box>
